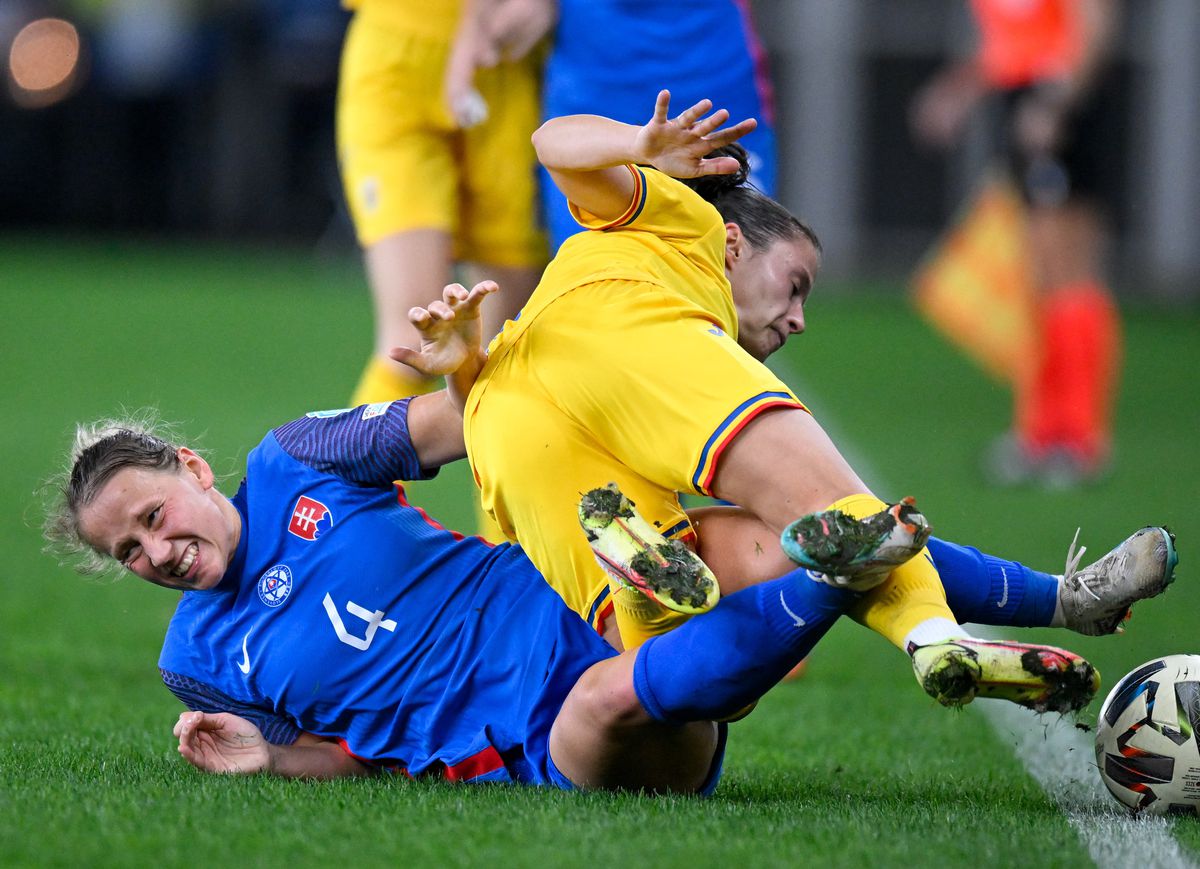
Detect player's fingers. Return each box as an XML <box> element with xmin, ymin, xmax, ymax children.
<box><xmin>676</xmin><ymin>98</ymin><xmax>714</xmax><ymax>128</ymax></box>
<box><xmin>697</xmin><ymin>155</ymin><xmax>743</xmax><ymax>177</ymax></box>
<box><xmin>388</xmin><ymin>347</ymin><xmax>420</xmax><ymax>368</ymax></box>
<box><xmin>705</xmin><ymin>117</ymin><xmax>757</xmax><ymax>147</ymax></box>
<box><xmin>465</xmin><ymin>280</ymin><xmax>499</xmax><ymax>304</ymax></box>
<box><xmin>426</xmin><ymin>300</ymin><xmax>456</xmax><ymax>321</ymax></box>
<box><xmin>691</xmin><ymin>107</ymin><xmax>729</xmax><ymax>137</ymax></box>
<box><xmin>407</xmin><ymin>306</ymin><xmax>432</xmax><ymax>328</ymax></box>
<box><xmin>652</xmin><ymin>89</ymin><xmax>671</xmax><ymax>123</ymax></box>
<box><xmin>442</xmin><ymin>282</ymin><xmax>469</xmax><ymax>304</ymax></box>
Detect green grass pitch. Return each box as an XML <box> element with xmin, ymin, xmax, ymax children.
<box><xmin>1</xmin><ymin>236</ymin><xmax>1197</xmax><ymax>866</ymax></box>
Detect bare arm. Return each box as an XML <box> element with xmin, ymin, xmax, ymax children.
<box><xmin>173</xmin><ymin>711</ymin><xmax>374</xmax><ymax>779</ymax></box>
<box><xmin>532</xmin><ymin>89</ymin><xmax>757</xmax><ymax>223</ymax></box>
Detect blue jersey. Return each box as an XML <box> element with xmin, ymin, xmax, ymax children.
<box><xmin>541</xmin><ymin>0</ymin><xmax>777</xmax><ymax>249</ymax></box>
<box><xmin>157</xmin><ymin>400</ymin><xmax>617</xmax><ymax>786</ymax></box>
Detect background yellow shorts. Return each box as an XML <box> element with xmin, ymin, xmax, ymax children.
<box><xmin>464</xmin><ymin>280</ymin><xmax>806</xmax><ymax>627</ymax></box>
<box><xmin>336</xmin><ymin>11</ymin><xmax>545</xmax><ymax>266</ymax></box>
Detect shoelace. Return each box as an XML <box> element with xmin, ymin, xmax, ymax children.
<box><xmin>1063</xmin><ymin>528</ymin><xmax>1101</xmax><ymax>602</ymax></box>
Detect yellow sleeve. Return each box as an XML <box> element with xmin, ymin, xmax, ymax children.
<box><xmin>568</xmin><ymin>166</ymin><xmax>721</xmax><ymax>244</ymax></box>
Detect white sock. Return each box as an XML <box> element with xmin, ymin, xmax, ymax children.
<box><xmin>904</xmin><ymin>617</ymin><xmax>971</xmax><ymax>651</ymax></box>
<box><xmin>1049</xmin><ymin>575</ymin><xmax>1066</xmax><ymax>627</ymax></box>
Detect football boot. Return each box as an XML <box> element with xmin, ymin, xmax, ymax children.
<box><xmin>1059</xmin><ymin>526</ymin><xmax>1178</xmax><ymax>636</ymax></box>
<box><xmin>909</xmin><ymin>638</ymin><xmax>1100</xmax><ymax>713</ymax></box>
<box><xmin>578</xmin><ymin>483</ymin><xmax>720</xmax><ymax>615</ymax></box>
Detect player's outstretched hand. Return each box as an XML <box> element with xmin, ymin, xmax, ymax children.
<box><xmin>173</xmin><ymin>710</ymin><xmax>270</xmax><ymax>775</ymax></box>
<box><xmin>633</xmin><ymin>90</ymin><xmax>757</xmax><ymax>179</ymax></box>
<box><xmin>390</xmin><ymin>280</ymin><xmax>499</xmax><ymax>377</ymax></box>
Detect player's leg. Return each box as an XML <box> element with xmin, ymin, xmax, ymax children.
<box><xmin>947</xmin><ymin>525</ymin><xmax>1176</xmax><ymax>636</ymax></box>
<box><xmin>691</xmin><ymin>506</ymin><xmax>1177</xmax><ymax>636</ymax></box>
<box><xmin>1017</xmin><ymin>202</ymin><xmax>1120</xmax><ymax>483</ymax></box>
<box><xmin>549</xmin><ymin>498</ymin><xmax>855</xmax><ymax>792</ymax></box>
<box><xmin>336</xmin><ymin>14</ymin><xmax>458</xmax><ymax>404</ymax></box>
<box><xmin>709</xmin><ymin>410</ymin><xmax>1101</xmax><ymax>709</ymax></box>
<box><xmin>354</xmin><ymin>230</ymin><xmax>455</xmax><ymax>403</ymax></box>
<box><xmin>458</xmin><ymin>48</ymin><xmax>547</xmax><ymax>340</ymax></box>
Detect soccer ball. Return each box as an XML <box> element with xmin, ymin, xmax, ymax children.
<box><xmin>1095</xmin><ymin>654</ymin><xmax>1200</xmax><ymax>815</ymax></box>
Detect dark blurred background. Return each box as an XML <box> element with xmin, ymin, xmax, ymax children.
<box><xmin>1</xmin><ymin>0</ymin><xmax>1197</xmax><ymax>298</ymax></box>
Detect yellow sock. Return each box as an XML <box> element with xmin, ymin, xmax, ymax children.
<box><xmin>851</xmin><ymin>550</ymin><xmax>954</xmax><ymax>650</ymax></box>
<box><xmin>351</xmin><ymin>355</ymin><xmax>437</xmax><ymax>406</ymax></box>
<box><xmin>611</xmin><ymin>585</ymin><xmax>690</xmax><ymax>651</ymax></box>
<box><xmin>821</xmin><ymin>493</ymin><xmax>956</xmax><ymax>651</ymax></box>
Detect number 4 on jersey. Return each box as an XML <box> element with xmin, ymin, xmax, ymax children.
<box><xmin>322</xmin><ymin>593</ymin><xmax>397</xmax><ymax>650</ymax></box>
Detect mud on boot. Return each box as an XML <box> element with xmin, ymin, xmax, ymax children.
<box><xmin>780</xmin><ymin>497</ymin><xmax>932</xmax><ymax>591</ymax></box>
<box><xmin>579</xmin><ymin>483</ymin><xmax>720</xmax><ymax>614</ymax></box>
<box><xmin>909</xmin><ymin>638</ymin><xmax>1100</xmax><ymax>713</ymax></box>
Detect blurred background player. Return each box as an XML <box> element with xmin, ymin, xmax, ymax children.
<box><xmin>910</xmin><ymin>0</ymin><xmax>1122</xmax><ymax>488</ymax></box>
<box><xmin>538</xmin><ymin>0</ymin><xmax>776</xmax><ymax>252</ymax></box>
<box><xmin>337</xmin><ymin>0</ymin><xmax>551</xmax><ymax>405</ymax></box>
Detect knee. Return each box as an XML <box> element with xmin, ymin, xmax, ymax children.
<box><xmin>570</xmin><ymin>661</ymin><xmax>652</xmax><ymax>732</ymax></box>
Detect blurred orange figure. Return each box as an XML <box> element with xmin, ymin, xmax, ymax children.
<box><xmin>911</xmin><ymin>0</ymin><xmax>1122</xmax><ymax>488</ymax></box>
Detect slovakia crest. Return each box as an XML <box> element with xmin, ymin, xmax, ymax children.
<box><xmin>257</xmin><ymin>564</ymin><xmax>293</xmax><ymax>608</ymax></box>
<box><xmin>288</xmin><ymin>496</ymin><xmax>333</xmax><ymax>541</ymax></box>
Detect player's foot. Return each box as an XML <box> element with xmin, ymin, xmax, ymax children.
<box><xmin>780</xmin><ymin>497</ymin><xmax>932</xmax><ymax>591</ymax></box>
<box><xmin>1059</xmin><ymin>527</ymin><xmax>1178</xmax><ymax>636</ymax></box>
<box><xmin>909</xmin><ymin>638</ymin><xmax>1100</xmax><ymax>713</ymax></box>
<box><xmin>983</xmin><ymin>432</ymin><xmax>1109</xmax><ymax>490</ymax></box>
<box><xmin>579</xmin><ymin>483</ymin><xmax>720</xmax><ymax>615</ymax></box>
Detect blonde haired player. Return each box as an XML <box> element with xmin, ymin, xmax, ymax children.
<box><xmin>463</xmin><ymin>91</ymin><xmax>1118</xmax><ymax>710</ymax></box>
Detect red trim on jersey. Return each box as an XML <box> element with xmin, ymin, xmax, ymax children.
<box><xmin>393</xmin><ymin>482</ymin><xmax>496</xmax><ymax>546</ymax></box>
<box><xmin>441</xmin><ymin>745</ymin><xmax>506</xmax><ymax>781</ymax></box>
<box><xmin>338</xmin><ymin>739</ymin><xmax>504</xmax><ymax>782</ymax></box>
<box><xmin>698</xmin><ymin>399</ymin><xmax>799</xmax><ymax>493</ymax></box>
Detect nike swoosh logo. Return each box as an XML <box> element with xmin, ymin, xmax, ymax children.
<box><xmin>997</xmin><ymin>567</ymin><xmax>1009</xmax><ymax>609</ymax></box>
<box><xmin>780</xmin><ymin>589</ymin><xmax>806</xmax><ymax>627</ymax></box>
<box><xmin>237</xmin><ymin>631</ymin><xmax>251</xmax><ymax>674</ymax></box>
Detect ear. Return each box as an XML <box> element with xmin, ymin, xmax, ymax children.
<box><xmin>723</xmin><ymin>222</ymin><xmax>745</xmax><ymax>274</ymax></box>
<box><xmin>177</xmin><ymin>447</ymin><xmax>215</xmax><ymax>490</ymax></box>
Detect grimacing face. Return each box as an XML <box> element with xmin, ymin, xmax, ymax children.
<box><xmin>75</xmin><ymin>449</ymin><xmax>241</xmax><ymax>590</ymax></box>
<box><xmin>725</xmin><ymin>227</ymin><xmax>820</xmax><ymax>362</ymax></box>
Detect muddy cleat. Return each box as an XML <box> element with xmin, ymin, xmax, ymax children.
<box><xmin>909</xmin><ymin>638</ymin><xmax>1100</xmax><ymax>713</ymax></box>
<box><xmin>579</xmin><ymin>483</ymin><xmax>720</xmax><ymax>614</ymax></box>
<box><xmin>780</xmin><ymin>497</ymin><xmax>932</xmax><ymax>591</ymax></box>
<box><xmin>1059</xmin><ymin>526</ymin><xmax>1178</xmax><ymax>636</ymax></box>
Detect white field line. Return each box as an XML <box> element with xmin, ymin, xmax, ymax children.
<box><xmin>976</xmin><ymin>694</ymin><xmax>1196</xmax><ymax>869</ymax></box>
<box><xmin>773</xmin><ymin>360</ymin><xmax>1195</xmax><ymax>868</ymax></box>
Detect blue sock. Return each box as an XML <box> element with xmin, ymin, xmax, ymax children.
<box><xmin>632</xmin><ymin>569</ymin><xmax>854</xmax><ymax>724</ymax></box>
<box><xmin>928</xmin><ymin>537</ymin><xmax>1059</xmax><ymax>627</ymax></box>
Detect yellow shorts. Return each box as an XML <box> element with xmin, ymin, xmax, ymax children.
<box><xmin>335</xmin><ymin>10</ymin><xmax>546</xmax><ymax>266</ymax></box>
<box><xmin>464</xmin><ymin>280</ymin><xmax>806</xmax><ymax>631</ymax></box>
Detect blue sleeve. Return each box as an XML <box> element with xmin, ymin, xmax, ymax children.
<box><xmin>160</xmin><ymin>669</ymin><xmax>303</xmax><ymax>746</ymax></box>
<box><xmin>270</xmin><ymin>399</ymin><xmax>437</xmax><ymax>486</ymax></box>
